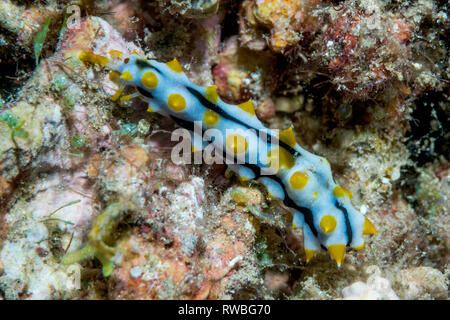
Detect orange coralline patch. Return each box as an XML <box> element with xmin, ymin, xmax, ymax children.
<box><xmin>102</xmin><ymin>145</ymin><xmax>153</xmax><ymax>187</ymax></box>
<box><xmin>203</xmin><ymin>235</ymin><xmax>252</xmax><ymax>299</ymax></box>
<box><xmin>240</xmin><ymin>0</ymin><xmax>320</xmax><ymax>53</ymax></box>
<box><xmin>87</xmin><ymin>154</ymin><xmax>102</xmax><ymax>178</ymax></box>
<box><xmin>220</xmin><ymin>215</ymin><xmax>236</xmax><ymax>231</ymax></box>
<box><xmin>264</xmin><ymin>270</ymin><xmax>290</xmax><ymax>293</ymax></box>
<box><xmin>7</xmin><ymin>4</ymin><xmax>60</xmax><ymax>47</ymax></box>
<box><xmin>109</xmin><ymin>209</ymin><xmax>254</xmax><ymax>299</ymax></box>
<box><xmin>121</xmin><ymin>145</ymin><xmax>149</xmax><ymax>168</ymax></box>
<box><xmin>390</xmin><ymin>19</ymin><xmax>412</xmax><ymax>43</ymax></box>
<box><xmin>110</xmin><ymin>235</ymin><xmax>200</xmax><ymax>300</ymax></box>
<box><xmin>324</xmin><ymin>14</ymin><xmax>362</xmax><ymax>72</ymax></box>
<box><xmin>254</xmin><ymin>0</ymin><xmax>304</xmax><ymax>50</ymax></box>
<box><xmin>204</xmin><ymin>233</ymin><xmax>247</xmax><ymax>281</ymax></box>
<box><xmin>106</xmin><ymin>200</ymin><xmax>256</xmax><ymax>300</ymax></box>
<box><xmin>60</xmin><ymin>19</ymin><xmax>104</xmax><ymax>57</ymax></box>
<box><xmin>59</xmin><ymin>16</ymin><xmax>143</xmax><ymax>66</ymax></box>
<box><xmin>0</xmin><ymin>176</ymin><xmax>12</xmax><ymax>197</ymax></box>
<box><xmin>204</xmin><ymin>211</ymin><xmax>256</xmax><ymax>299</ymax></box>
<box><xmin>194</xmin><ymin>282</ymin><xmax>214</xmax><ymax>300</ymax></box>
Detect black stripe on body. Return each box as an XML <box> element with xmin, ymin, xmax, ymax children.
<box><xmin>243</xmin><ymin>163</ymin><xmax>318</xmax><ymax>237</ymax></box>
<box><xmin>137</xmin><ymin>87</ymin><xmax>154</xmax><ymax>99</ymax></box>
<box><xmin>186</xmin><ymin>86</ymin><xmax>251</xmax><ymax>129</ymax></box>
<box><xmin>133</xmin><ymin>59</ymin><xmax>162</xmax><ymax>99</ymax></box>
<box><xmin>169</xmin><ymin>114</ymin><xmax>319</xmax><ymax>238</ymax></box>
<box><xmin>170</xmin><ymin>115</ymin><xmax>196</xmax><ymax>132</ymax></box>
<box><xmin>185</xmin><ymin>86</ymin><xmax>301</xmax><ymax>158</ymax></box>
<box><xmin>335</xmin><ymin>201</ymin><xmax>353</xmax><ymax>246</ymax></box>
<box><xmin>135</xmin><ymin>59</ymin><xmax>162</xmax><ymax>74</ymax></box>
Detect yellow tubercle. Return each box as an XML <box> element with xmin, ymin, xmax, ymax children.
<box><xmin>344</xmin><ymin>189</ymin><xmax>353</xmax><ymax>199</ymax></box>
<box><xmin>168</xmin><ymin>93</ymin><xmax>187</xmax><ymax>111</ymax></box>
<box><xmin>237</xmin><ymin>99</ymin><xmax>255</xmax><ymax>116</ymax></box>
<box><xmin>224</xmin><ymin>170</ymin><xmax>233</xmax><ymax>179</ymax></box>
<box><xmin>120</xmin><ymin>71</ymin><xmax>133</xmax><ymax>81</ymax></box>
<box><xmin>239</xmin><ymin>176</ymin><xmax>249</xmax><ymax>183</ymax></box>
<box><xmin>109</xmin><ymin>50</ymin><xmax>123</xmax><ymax>59</ymax></box>
<box><xmin>109</xmin><ymin>71</ymin><xmax>120</xmax><ymax>81</ymax></box>
<box><xmin>111</xmin><ymin>88</ymin><xmax>124</xmax><ymax>101</ymax></box>
<box><xmin>290</xmin><ymin>171</ymin><xmax>309</xmax><ymax>190</ymax></box>
<box><xmin>226</xmin><ymin>134</ymin><xmax>248</xmax><ymax>154</ymax></box>
<box><xmin>204</xmin><ymin>110</ymin><xmax>220</xmax><ymax>126</ymax></box>
<box><xmin>279</xmin><ymin>126</ymin><xmax>297</xmax><ymax>147</ymax></box>
<box><xmin>333</xmin><ymin>186</ymin><xmax>345</xmax><ymax>197</ymax></box>
<box><xmin>205</xmin><ymin>85</ymin><xmax>219</xmax><ymax>103</ymax></box>
<box><xmin>119</xmin><ymin>94</ymin><xmax>135</xmax><ymax>101</ymax></box>
<box><xmin>353</xmin><ymin>242</ymin><xmax>365</xmax><ymax>250</ymax></box>
<box><xmin>320</xmin><ymin>215</ymin><xmax>337</xmax><ymax>234</ymax></box>
<box><xmin>328</xmin><ymin>244</ymin><xmax>346</xmax><ymax>267</ymax></box>
<box><xmin>362</xmin><ymin>218</ymin><xmax>377</xmax><ymax>235</ymax></box>
<box><xmin>333</xmin><ymin>186</ymin><xmax>353</xmax><ymax>199</ymax></box>
<box><xmin>166</xmin><ymin>58</ymin><xmax>183</xmax><ymax>73</ymax></box>
<box><xmin>141</xmin><ymin>72</ymin><xmax>158</xmax><ymax>89</ymax></box>
<box><xmin>305</xmin><ymin>249</ymin><xmax>316</xmax><ymax>263</ymax></box>
<box><xmin>267</xmin><ymin>147</ymin><xmax>296</xmax><ymax>171</ymax></box>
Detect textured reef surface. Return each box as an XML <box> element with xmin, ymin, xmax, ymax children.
<box><xmin>0</xmin><ymin>0</ymin><xmax>448</xmax><ymax>300</ymax></box>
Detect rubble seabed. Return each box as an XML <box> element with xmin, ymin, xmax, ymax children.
<box><xmin>0</xmin><ymin>0</ymin><xmax>448</xmax><ymax>300</ymax></box>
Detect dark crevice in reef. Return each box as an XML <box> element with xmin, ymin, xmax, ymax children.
<box><xmin>219</xmin><ymin>0</ymin><xmax>240</xmax><ymax>43</ymax></box>
<box><xmin>395</xmin><ymin>164</ymin><xmax>420</xmax><ymax>208</ymax></box>
<box><xmin>0</xmin><ymin>13</ymin><xmax>62</xmax><ymax>105</ymax></box>
<box><xmin>433</xmin><ymin>0</ymin><xmax>449</xmax><ymax>12</ymax></box>
<box><xmin>303</xmin><ymin>73</ymin><xmax>373</xmax><ymax>129</ymax></box>
<box><xmin>275</xmin><ymin>51</ymin><xmax>375</xmax><ymax>131</ymax></box>
<box><xmin>396</xmin><ymin>89</ymin><xmax>449</xmax><ymax>208</ymax></box>
<box><xmin>405</xmin><ymin>90</ymin><xmax>449</xmax><ymax>167</ymax></box>
<box><xmin>0</xmin><ymin>27</ymin><xmax>35</xmax><ymax>104</ymax></box>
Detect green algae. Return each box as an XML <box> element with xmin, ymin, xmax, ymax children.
<box><xmin>41</xmin><ymin>199</ymin><xmax>81</xmax><ymax>226</ymax></box>
<box><xmin>52</xmin><ymin>74</ymin><xmax>68</xmax><ymax>91</ymax></box>
<box><xmin>34</xmin><ymin>16</ymin><xmax>51</xmax><ymax>66</ymax></box>
<box><xmin>0</xmin><ymin>112</ymin><xmax>29</xmax><ymax>140</ymax></box>
<box><xmin>114</xmin><ymin>121</ymin><xmax>138</xmax><ymax>138</ymax></box>
<box><xmin>255</xmin><ymin>237</ymin><xmax>272</xmax><ymax>266</ymax></box>
<box><xmin>70</xmin><ymin>133</ymin><xmax>86</xmax><ymax>150</ymax></box>
<box><xmin>62</xmin><ymin>201</ymin><xmax>136</xmax><ymax>277</ymax></box>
